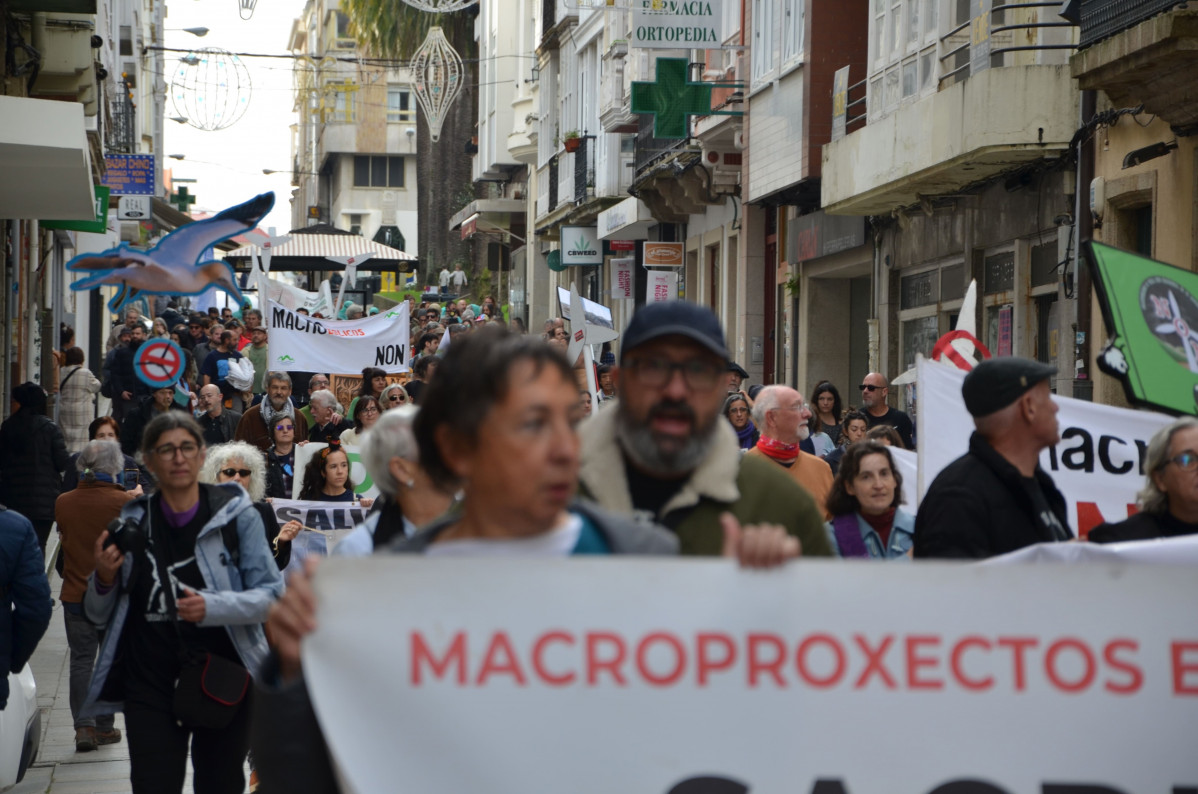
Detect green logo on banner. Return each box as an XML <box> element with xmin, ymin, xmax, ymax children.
<box><xmin>1088</xmin><ymin>241</ymin><xmax>1198</xmax><ymax>414</ymax></box>
<box><xmin>277</xmin><ymin>354</ymin><xmax>295</xmax><ymax>364</ymax></box>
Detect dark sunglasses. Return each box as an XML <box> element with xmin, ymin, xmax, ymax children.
<box><xmin>221</xmin><ymin>468</ymin><xmax>252</xmax><ymax>478</ymax></box>
<box><xmin>388</xmin><ymin>394</ymin><xmax>404</xmax><ymax>401</ymax></box>
<box><xmin>858</xmin><ymin>384</ymin><xmax>882</xmax><ymax>391</ymax></box>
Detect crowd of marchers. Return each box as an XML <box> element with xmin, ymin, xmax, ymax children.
<box><xmin>2</xmin><ymin>297</ymin><xmax>1196</xmax><ymax>794</ymax></box>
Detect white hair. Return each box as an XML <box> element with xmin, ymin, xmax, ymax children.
<box><xmin>309</xmin><ymin>389</ymin><xmax>342</xmax><ymax>413</ymax></box>
<box><xmin>200</xmin><ymin>441</ymin><xmax>267</xmax><ymax>501</ymax></box>
<box><xmin>77</xmin><ymin>440</ymin><xmax>124</xmax><ymax>478</ymax></box>
<box><xmin>358</xmin><ymin>405</ymin><xmax>419</xmax><ymax>498</ymax></box>
<box><xmin>751</xmin><ymin>385</ymin><xmax>785</xmax><ymax>429</ymax></box>
<box><xmin>1139</xmin><ymin>417</ymin><xmax>1198</xmax><ymax>515</ymax></box>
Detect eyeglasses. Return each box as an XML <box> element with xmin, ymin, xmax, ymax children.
<box><xmin>388</xmin><ymin>394</ymin><xmax>405</xmax><ymax>402</ymax></box>
<box><xmin>728</xmin><ymin>407</ymin><xmax>749</xmax><ymax>415</ymax></box>
<box><xmin>361</xmin><ymin>405</ymin><xmax>379</xmax><ymax>414</ymax></box>
<box><xmin>153</xmin><ymin>442</ymin><xmax>200</xmax><ymax>459</ymax></box>
<box><xmin>1166</xmin><ymin>451</ymin><xmax>1198</xmax><ymax>471</ymax></box>
<box><xmin>274</xmin><ymin>424</ymin><xmax>294</xmax><ymax>431</ymax></box>
<box><xmin>858</xmin><ymin>384</ymin><xmax>882</xmax><ymax>392</ymax></box>
<box><xmin>626</xmin><ymin>357</ymin><xmax>724</xmax><ymax>390</ymax></box>
<box><xmin>221</xmin><ymin>468</ymin><xmax>252</xmax><ymax>478</ymax></box>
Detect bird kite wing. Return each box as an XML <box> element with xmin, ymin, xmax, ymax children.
<box><xmin>151</xmin><ymin>192</ymin><xmax>275</xmax><ymax>266</ymax></box>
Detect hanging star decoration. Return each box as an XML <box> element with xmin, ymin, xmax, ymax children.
<box><xmin>410</xmin><ymin>27</ymin><xmax>463</xmax><ymax>143</ymax></box>
<box><xmin>398</xmin><ymin>0</ymin><xmax>477</xmax><ymax>11</ymax></box>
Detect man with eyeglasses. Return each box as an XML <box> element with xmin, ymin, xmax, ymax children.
<box><xmin>578</xmin><ymin>302</ymin><xmax>830</xmax><ymax>557</ymax></box>
<box><xmin>235</xmin><ymin>372</ymin><xmax>310</xmax><ymax>452</ymax></box>
<box><xmin>197</xmin><ymin>384</ymin><xmax>242</xmax><ymax>447</ymax></box>
<box><xmin>913</xmin><ymin>357</ymin><xmax>1071</xmax><ymax>559</ymax></box>
<box><xmin>745</xmin><ymin>386</ymin><xmax>834</xmax><ymax>518</ymax></box>
<box><xmin>859</xmin><ymin>372</ymin><xmax>914</xmax><ymax>449</ymax></box>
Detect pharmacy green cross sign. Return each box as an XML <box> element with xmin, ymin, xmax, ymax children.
<box><xmin>631</xmin><ymin>58</ymin><xmax>713</xmax><ymax>139</ymax></box>
<box><xmin>169</xmin><ymin>186</ymin><xmax>197</xmax><ymax>213</ymax></box>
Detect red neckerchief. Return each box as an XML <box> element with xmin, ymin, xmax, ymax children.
<box><xmin>756</xmin><ymin>434</ymin><xmax>799</xmax><ymax>464</ymax></box>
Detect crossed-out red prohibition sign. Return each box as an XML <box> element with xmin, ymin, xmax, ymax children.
<box><xmin>134</xmin><ymin>339</ymin><xmax>185</xmax><ymax>389</ymax></box>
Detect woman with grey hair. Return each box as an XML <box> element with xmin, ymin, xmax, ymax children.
<box><xmin>378</xmin><ymin>381</ymin><xmax>410</xmax><ymax>411</ymax></box>
<box><xmin>200</xmin><ymin>441</ymin><xmax>300</xmax><ymax>568</ymax></box>
<box><xmin>1090</xmin><ymin>417</ymin><xmax>1198</xmax><ymax>543</ymax></box>
<box><xmin>333</xmin><ymin>406</ymin><xmax>454</xmax><ymax>557</ymax></box>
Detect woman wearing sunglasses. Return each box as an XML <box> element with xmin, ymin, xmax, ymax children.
<box><xmin>264</xmin><ymin>417</ymin><xmax>298</xmax><ymax>500</ymax></box>
<box><xmin>201</xmin><ymin>441</ymin><xmax>300</xmax><ymax>569</ymax></box>
<box><xmin>378</xmin><ymin>382</ymin><xmax>409</xmax><ymax>411</ymax></box>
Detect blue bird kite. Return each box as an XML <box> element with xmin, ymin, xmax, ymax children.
<box><xmin>68</xmin><ymin>192</ymin><xmax>274</xmax><ymax>313</ymax></box>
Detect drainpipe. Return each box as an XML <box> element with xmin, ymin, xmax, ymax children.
<box><xmin>2</xmin><ymin>220</ymin><xmax>15</xmax><ymax>407</ymax></box>
<box><xmin>1074</xmin><ymin>89</ymin><xmax>1095</xmax><ymax>401</ymax></box>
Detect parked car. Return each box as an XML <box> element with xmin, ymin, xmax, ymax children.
<box><xmin>0</xmin><ymin>666</ymin><xmax>40</xmax><ymax>788</ymax></box>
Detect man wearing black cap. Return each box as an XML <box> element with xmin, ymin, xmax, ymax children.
<box><xmin>913</xmin><ymin>357</ymin><xmax>1072</xmax><ymax>559</ymax></box>
<box><xmin>578</xmin><ymin>302</ymin><xmax>830</xmax><ymax>556</ymax></box>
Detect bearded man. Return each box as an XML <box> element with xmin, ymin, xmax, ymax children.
<box><xmin>234</xmin><ymin>371</ymin><xmax>309</xmax><ymax>451</ymax></box>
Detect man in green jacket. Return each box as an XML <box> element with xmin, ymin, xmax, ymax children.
<box><xmin>578</xmin><ymin>301</ymin><xmax>830</xmax><ymax>557</ymax></box>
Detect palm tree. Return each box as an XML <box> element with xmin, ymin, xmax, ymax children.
<box><xmin>342</xmin><ymin>0</ymin><xmax>478</xmax><ymax>287</ymax></box>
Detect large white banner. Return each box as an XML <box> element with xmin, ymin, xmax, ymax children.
<box><xmin>915</xmin><ymin>356</ymin><xmax>1173</xmax><ymax>536</ymax></box>
<box><xmin>262</xmin><ymin>277</ymin><xmax>335</xmax><ymax>317</ymax></box>
<box><xmin>267</xmin><ymin>300</ymin><xmax>409</xmax><ymax>375</ymax></box>
<box><xmin>304</xmin><ymin>558</ymin><xmax>1198</xmax><ymax>794</ymax></box>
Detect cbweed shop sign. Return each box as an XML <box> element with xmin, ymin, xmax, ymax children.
<box><xmin>632</xmin><ymin>0</ymin><xmax>724</xmax><ymax>48</ymax></box>
<box><xmin>561</xmin><ymin>226</ymin><xmax>602</xmax><ymax>266</ymax></box>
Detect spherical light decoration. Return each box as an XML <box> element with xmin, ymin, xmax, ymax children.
<box><xmin>170</xmin><ymin>48</ymin><xmax>252</xmax><ymax>131</ymax></box>
<box><xmin>398</xmin><ymin>0</ymin><xmax>478</xmax><ymax>13</ymax></box>
<box><xmin>410</xmin><ymin>27</ymin><xmax>463</xmax><ymax>143</ymax></box>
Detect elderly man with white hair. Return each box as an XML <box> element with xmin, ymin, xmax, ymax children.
<box><xmin>744</xmin><ymin>384</ymin><xmax>834</xmax><ymax>518</ymax></box>
<box><xmin>306</xmin><ymin>389</ymin><xmax>345</xmax><ymax>444</ymax></box>
<box><xmin>200</xmin><ymin>440</ymin><xmax>301</xmax><ymax>570</ymax></box>
<box><xmin>332</xmin><ymin>406</ymin><xmax>455</xmax><ymax>556</ymax></box>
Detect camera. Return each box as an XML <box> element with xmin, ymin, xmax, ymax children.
<box><xmin>103</xmin><ymin>517</ymin><xmax>146</xmax><ymax>556</ymax></box>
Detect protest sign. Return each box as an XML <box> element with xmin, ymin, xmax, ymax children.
<box><xmin>304</xmin><ymin>557</ymin><xmax>1198</xmax><ymax>794</ymax></box>
<box><xmin>915</xmin><ymin>356</ymin><xmax>1173</xmax><ymax>535</ymax></box>
<box><xmin>267</xmin><ymin>300</ymin><xmax>410</xmax><ymax>375</ymax></box>
<box><xmin>291</xmin><ymin>442</ymin><xmax>380</xmax><ymax>501</ymax></box>
<box><xmin>270</xmin><ymin>498</ymin><xmax>366</xmax><ymax>567</ymax></box>
<box><xmin>263</xmin><ymin>278</ymin><xmax>335</xmax><ymax>317</ymax></box>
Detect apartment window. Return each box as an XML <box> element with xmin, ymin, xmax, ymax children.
<box><xmin>119</xmin><ymin>25</ymin><xmax>133</xmax><ymax>56</ymax></box>
<box><xmin>348</xmin><ymin>213</ymin><xmax>363</xmax><ymax>236</ymax></box>
<box><xmin>353</xmin><ymin>156</ymin><xmax>405</xmax><ymax>188</ymax></box>
<box><xmin>387</xmin><ymin>87</ymin><xmax>414</xmax><ymax>123</ymax></box>
<box><xmin>330</xmin><ymin>84</ymin><xmax>356</xmax><ymax>123</ymax></box>
<box><xmin>781</xmin><ymin>0</ymin><xmax>805</xmax><ymax>65</ymax></box>
<box><xmin>334</xmin><ymin>11</ymin><xmax>351</xmax><ymax>38</ymax></box>
<box><xmin>870</xmin><ymin>0</ymin><xmax>939</xmax><ymax>117</ymax></box>
<box><xmin>751</xmin><ymin>0</ymin><xmax>776</xmax><ymax>83</ymax></box>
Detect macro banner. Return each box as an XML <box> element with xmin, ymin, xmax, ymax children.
<box><xmin>266</xmin><ymin>300</ymin><xmax>410</xmax><ymax>374</ymax></box>
<box><xmin>302</xmin><ymin>557</ymin><xmax>1198</xmax><ymax>794</ymax></box>
<box><xmin>916</xmin><ymin>356</ymin><xmax>1172</xmax><ymax>536</ymax></box>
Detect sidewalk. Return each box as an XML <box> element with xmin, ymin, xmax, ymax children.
<box><xmin>6</xmin><ymin>538</ymin><xmax>201</xmax><ymax>794</ymax></box>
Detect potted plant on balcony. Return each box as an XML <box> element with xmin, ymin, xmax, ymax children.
<box><xmin>563</xmin><ymin>130</ymin><xmax>582</xmax><ymax>153</ymax></box>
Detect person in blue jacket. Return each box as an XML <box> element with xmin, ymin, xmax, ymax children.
<box><xmin>0</xmin><ymin>504</ymin><xmax>52</xmax><ymax>710</ymax></box>
<box><xmin>824</xmin><ymin>441</ymin><xmax>916</xmax><ymax>559</ymax></box>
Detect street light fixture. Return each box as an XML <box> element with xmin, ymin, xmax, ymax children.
<box><xmin>170</xmin><ymin>116</ymin><xmax>189</xmax><ymax>124</ymax></box>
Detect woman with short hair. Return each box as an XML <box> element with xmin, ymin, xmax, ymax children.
<box><xmin>824</xmin><ymin>440</ymin><xmax>914</xmax><ymax>559</ymax></box>
<box><xmin>200</xmin><ymin>440</ymin><xmax>300</xmax><ymax>569</ymax></box>
<box><xmin>1090</xmin><ymin>418</ymin><xmax>1198</xmax><ymax>543</ymax></box>
<box><xmin>84</xmin><ymin>413</ymin><xmax>284</xmax><ymax>793</ymax></box>
<box><xmin>723</xmin><ymin>392</ymin><xmax>758</xmax><ymax>450</ymax></box>
<box><xmin>378</xmin><ymin>382</ymin><xmax>410</xmax><ymax>411</ymax></box>
<box><xmin>264</xmin><ymin>416</ymin><xmax>298</xmax><ymax>500</ymax></box>
<box><xmin>58</xmin><ymin>346</ymin><xmax>103</xmax><ymax>453</ymax></box>
<box><xmin>62</xmin><ymin>417</ymin><xmax>151</xmax><ymax>494</ymax></box>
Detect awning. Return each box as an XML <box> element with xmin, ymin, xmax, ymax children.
<box><xmin>224</xmin><ymin>225</ymin><xmax>417</xmax><ymax>272</ymax></box>
<box><xmin>597</xmin><ymin>196</ymin><xmax>655</xmax><ymax>241</ymax></box>
<box><xmin>0</xmin><ymin>95</ymin><xmax>94</xmax><ymax>220</ymax></box>
<box><xmin>449</xmin><ymin>198</ymin><xmax>526</xmax><ymax>231</ymax></box>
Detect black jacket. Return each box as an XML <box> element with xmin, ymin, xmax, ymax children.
<box><xmin>111</xmin><ymin>341</ymin><xmax>152</xmax><ymax>399</ymax></box>
<box><xmin>198</xmin><ymin>408</ymin><xmax>242</xmax><ymax>447</ymax></box>
<box><xmin>1089</xmin><ymin>511</ymin><xmax>1198</xmax><ymax>544</ymax></box>
<box><xmin>913</xmin><ymin>431</ymin><xmax>1070</xmax><ymax>559</ymax></box>
<box><xmin>264</xmin><ymin>446</ymin><xmax>291</xmax><ymax>500</ymax></box>
<box><xmin>119</xmin><ymin>397</ymin><xmax>190</xmax><ymax>457</ymax></box>
<box><xmin>0</xmin><ymin>409</ymin><xmax>71</xmax><ymax>521</ymax></box>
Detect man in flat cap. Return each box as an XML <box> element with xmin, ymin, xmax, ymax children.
<box><xmin>913</xmin><ymin>357</ymin><xmax>1072</xmax><ymax>558</ymax></box>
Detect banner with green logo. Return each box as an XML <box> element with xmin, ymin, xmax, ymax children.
<box><xmin>1087</xmin><ymin>241</ymin><xmax>1198</xmax><ymax>415</ymax></box>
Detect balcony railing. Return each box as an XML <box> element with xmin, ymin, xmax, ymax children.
<box><xmin>634</xmin><ymin>113</ymin><xmax>686</xmax><ymax>174</ymax></box>
<box><xmin>108</xmin><ymin>80</ymin><xmax>136</xmax><ymax>154</ymax></box>
<box><xmin>834</xmin><ymin>2</ymin><xmax>1078</xmax><ymax>133</ymax></box>
<box><xmin>1079</xmin><ymin>0</ymin><xmax>1179</xmax><ymax>48</ymax></box>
